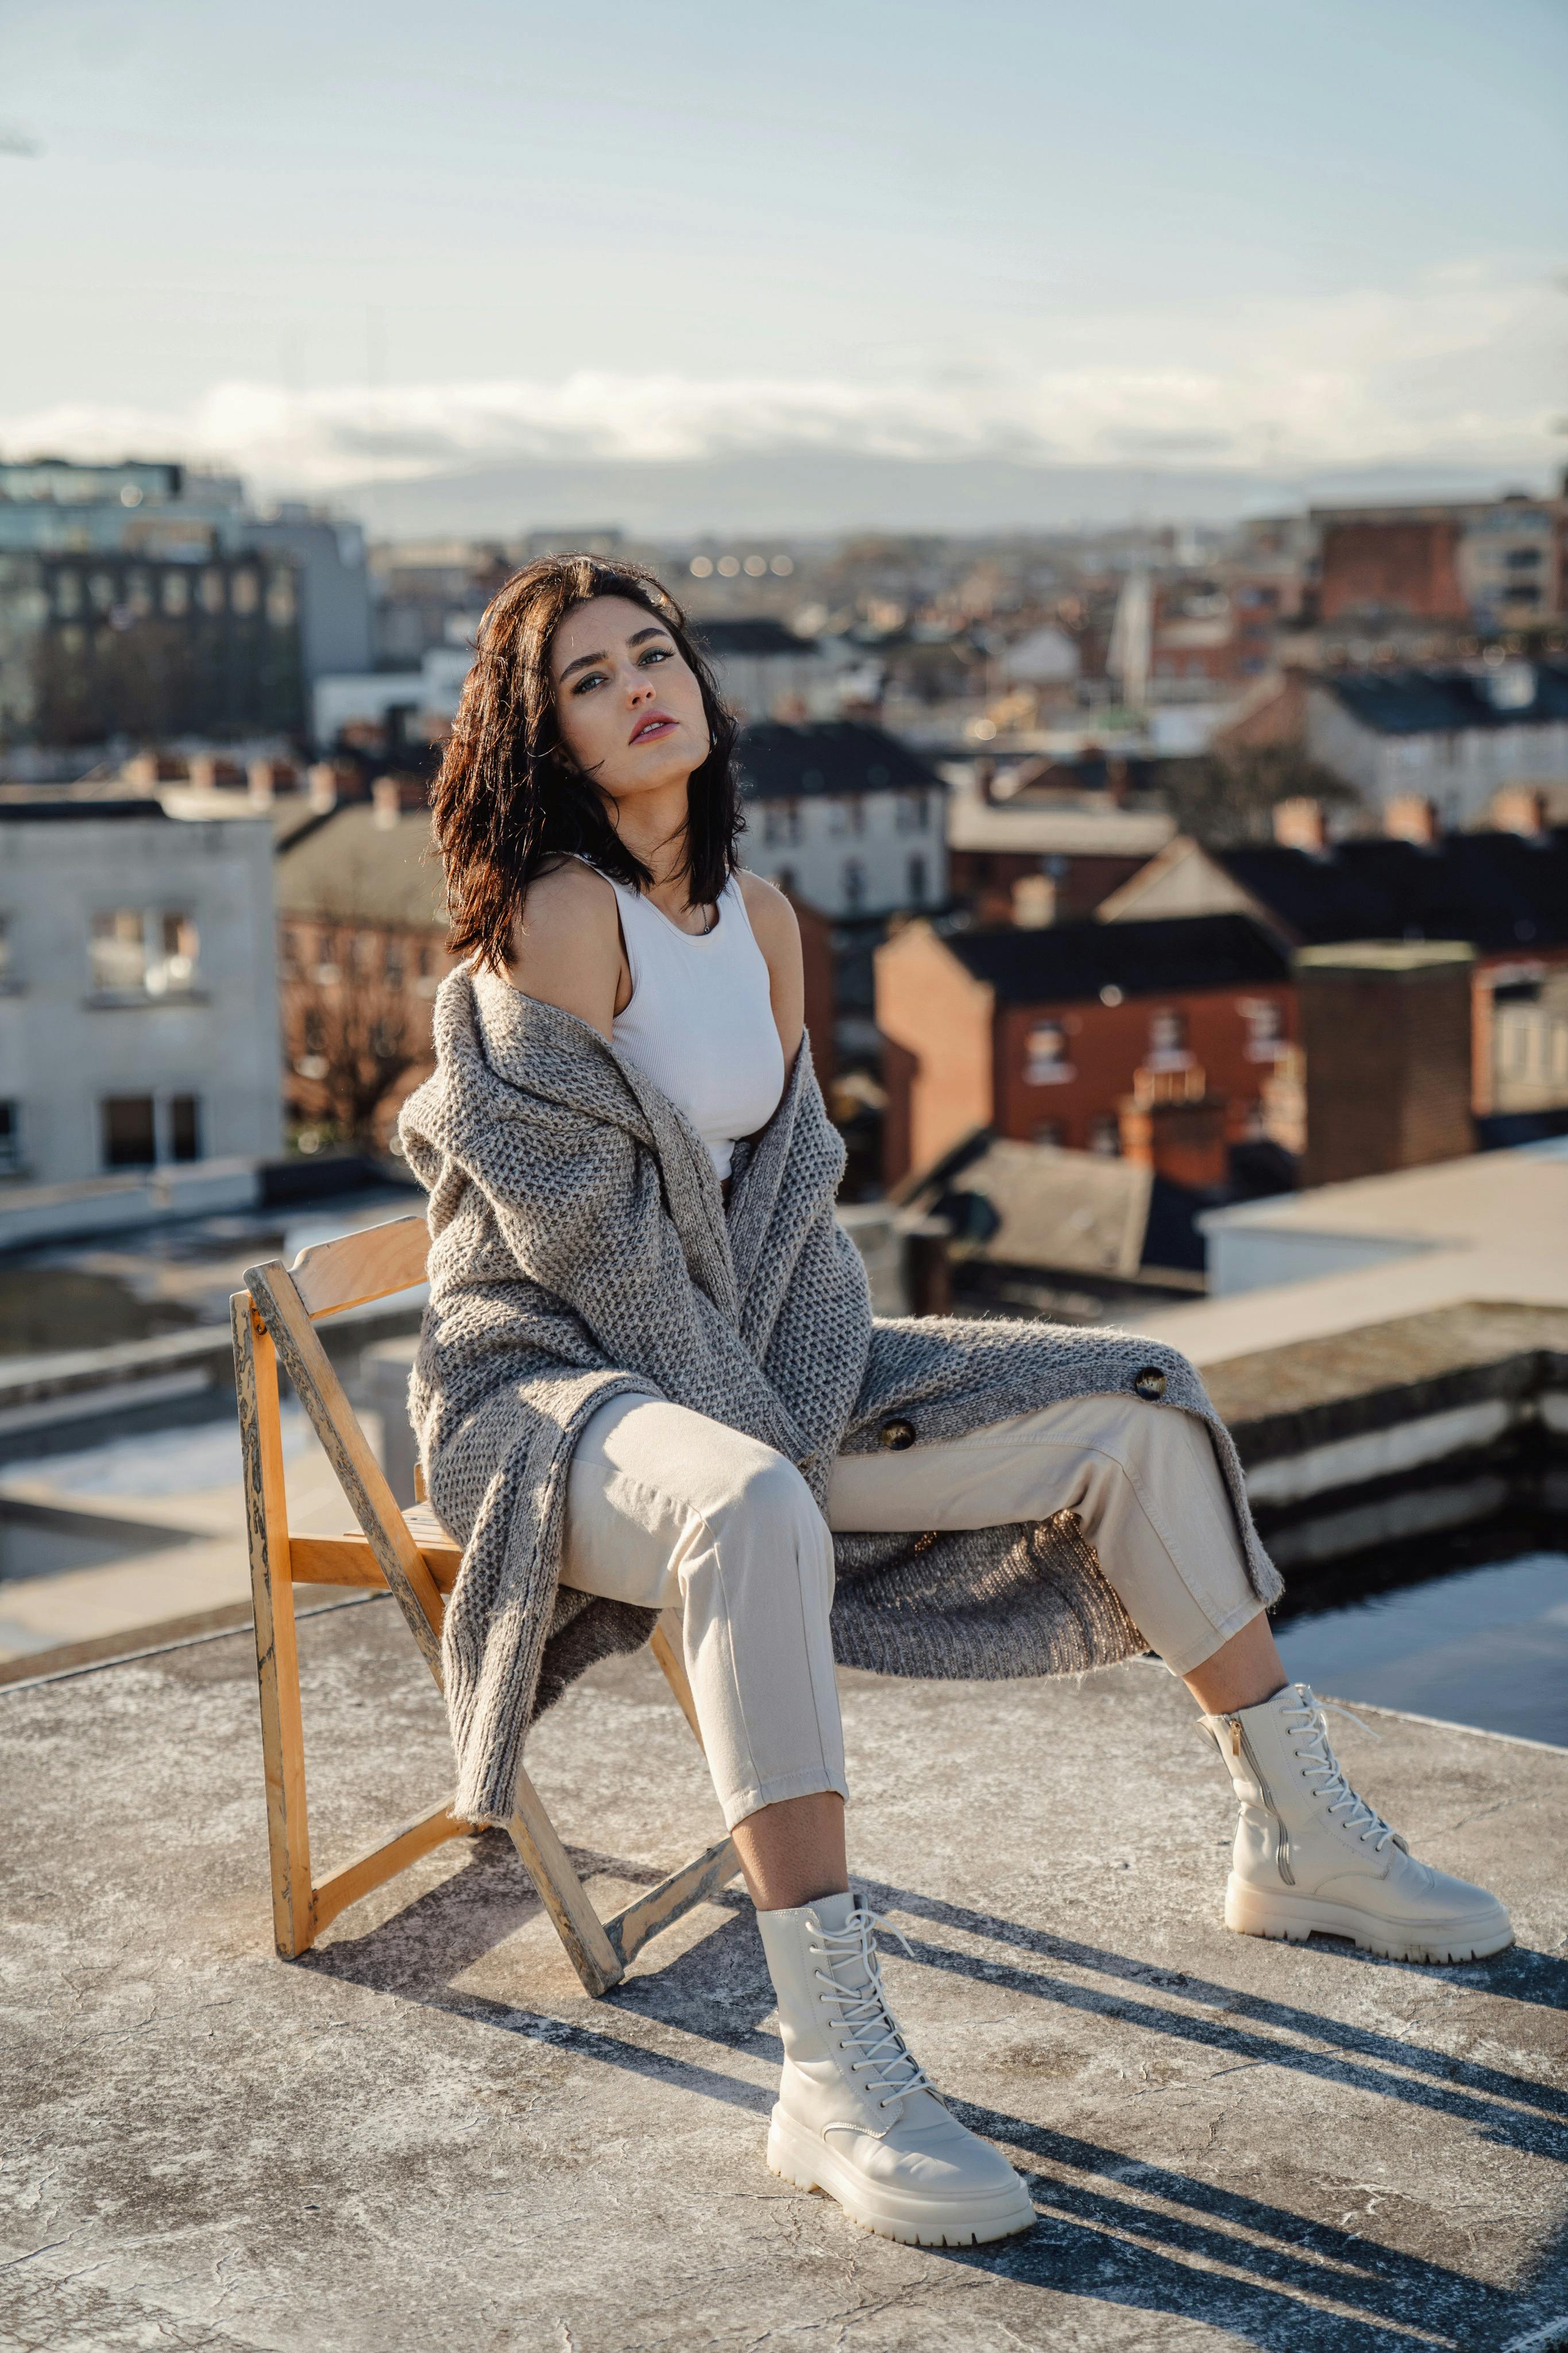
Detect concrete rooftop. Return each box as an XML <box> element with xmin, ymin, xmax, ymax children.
<box><xmin>5</xmin><ymin>1603</ymin><xmax>1567</xmax><ymax>2351</ymax></box>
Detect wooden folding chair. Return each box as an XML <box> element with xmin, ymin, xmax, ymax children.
<box><xmin>231</xmin><ymin>1213</ymin><xmax>740</xmax><ymax>1996</ymax></box>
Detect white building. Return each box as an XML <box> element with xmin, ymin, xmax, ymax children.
<box><xmin>736</xmin><ymin>721</ymin><xmax>946</xmax><ymax>917</ymax></box>
<box><xmin>0</xmin><ymin>800</ymin><xmax>281</xmax><ymax>1183</ymax></box>
<box><xmin>1306</xmin><ymin>661</ymin><xmax>1568</xmax><ymax>825</ymax></box>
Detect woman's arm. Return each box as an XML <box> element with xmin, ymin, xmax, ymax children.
<box><xmin>737</xmin><ymin>870</ymin><xmax>805</xmax><ymax>1069</ymax></box>
<box><xmin>505</xmin><ymin>859</ymin><xmax>627</xmax><ymax>1039</ymax></box>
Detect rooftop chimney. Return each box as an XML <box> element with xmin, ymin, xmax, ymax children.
<box><xmin>1490</xmin><ymin>786</ymin><xmax>1547</xmax><ymax>839</ymax></box>
<box><xmin>247</xmin><ymin>757</ymin><xmax>279</xmax><ymax>807</ymax></box>
<box><xmin>372</xmin><ymin>777</ymin><xmax>401</xmax><ymax>831</ymax></box>
<box><xmin>1011</xmin><ymin>873</ymin><xmax>1056</xmax><ymax>928</ymax></box>
<box><xmin>306</xmin><ymin>762</ymin><xmax>339</xmax><ymax>816</ymax></box>
<box><xmin>1272</xmin><ymin>796</ymin><xmax>1327</xmax><ymax>853</ymax></box>
<box><xmin>1384</xmin><ymin>794</ymin><xmax>1439</xmax><ymax>846</ymax></box>
<box><xmin>1295</xmin><ymin>940</ymin><xmax>1475</xmax><ymax>1186</ymax></box>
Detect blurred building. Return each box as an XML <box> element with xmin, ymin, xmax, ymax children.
<box><xmin>0</xmin><ymin>460</ymin><xmax>370</xmax><ymax>751</ymax></box>
<box><xmin>1095</xmin><ymin>807</ymin><xmax>1568</xmax><ymax>1139</ymax></box>
<box><xmin>274</xmin><ymin>790</ymin><xmax>454</xmax><ymax>1148</ymax></box>
<box><xmin>694</xmin><ymin>617</ymin><xmax>839</xmax><ymax>722</ymax></box>
<box><xmin>1311</xmin><ymin>490</ymin><xmax>1567</xmax><ymax>642</ymax></box>
<box><xmin>736</xmin><ymin>721</ymin><xmax>946</xmax><ymax>918</ymax></box>
<box><xmin>944</xmin><ymin>755</ymin><xmax>1176</xmax><ymax>924</ymax></box>
<box><xmin>875</xmin><ymin>912</ymin><xmax>1293</xmax><ymax>1186</ymax></box>
<box><xmin>0</xmin><ymin>799</ymin><xmax>281</xmax><ymax>1181</ymax></box>
<box><xmin>1302</xmin><ymin>661</ymin><xmax>1568</xmax><ymax>823</ymax></box>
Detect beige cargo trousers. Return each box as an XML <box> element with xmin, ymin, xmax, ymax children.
<box><xmin>561</xmin><ymin>1390</ymin><xmax>1266</xmax><ymax>1830</ymax></box>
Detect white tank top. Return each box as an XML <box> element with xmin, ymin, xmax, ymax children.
<box><xmin>586</xmin><ymin>863</ymin><xmax>786</xmax><ymax>1180</ymax></box>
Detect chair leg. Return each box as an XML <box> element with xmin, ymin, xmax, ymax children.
<box><xmin>651</xmin><ymin>1609</ymin><xmax>704</xmax><ymax>1748</ymax></box>
<box><xmin>507</xmin><ymin>1768</ymin><xmax>624</xmax><ymax>1996</ymax></box>
<box><xmin>233</xmin><ymin>1295</ymin><xmax>314</xmax><ymax>1958</ymax></box>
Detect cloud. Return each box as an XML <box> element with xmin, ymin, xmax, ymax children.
<box><xmin>3</xmin><ymin>265</ymin><xmax>1558</xmax><ymax>493</ymax></box>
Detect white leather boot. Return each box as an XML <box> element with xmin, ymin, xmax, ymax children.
<box><xmin>1203</xmin><ymin>1682</ymin><xmax>1513</xmax><ymax>1965</ymax></box>
<box><xmin>755</xmin><ymin>1890</ymin><xmax>1035</xmax><ymax>2247</ymax></box>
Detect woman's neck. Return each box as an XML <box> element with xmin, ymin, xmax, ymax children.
<box><xmin>608</xmin><ymin>777</ymin><xmax>713</xmax><ymax>929</ymax></box>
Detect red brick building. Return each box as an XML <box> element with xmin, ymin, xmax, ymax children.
<box><xmin>875</xmin><ymin>914</ymin><xmax>1296</xmax><ymax>1188</ymax></box>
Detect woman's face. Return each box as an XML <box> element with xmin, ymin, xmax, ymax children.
<box><xmin>549</xmin><ymin>594</ymin><xmax>710</xmax><ymax>805</ymax></box>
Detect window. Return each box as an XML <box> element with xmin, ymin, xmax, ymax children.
<box><xmin>161</xmin><ymin>570</ymin><xmax>190</xmax><ymax>616</ymax></box>
<box><xmin>91</xmin><ymin>911</ymin><xmax>198</xmax><ymax>997</ymax></box>
<box><xmin>169</xmin><ymin>1095</ymin><xmax>201</xmax><ymax>1162</ymax></box>
<box><xmin>1025</xmin><ymin>1021</ymin><xmax>1075</xmax><ymax>1086</ymax></box>
<box><xmin>763</xmin><ymin>799</ymin><xmax>802</xmax><ymax>847</ymax></box>
<box><xmin>1239</xmin><ymin>998</ymin><xmax>1284</xmax><ymax>1062</ymax></box>
<box><xmin>384</xmin><ymin>937</ymin><xmax>405</xmax><ymax>988</ymax></box>
<box><xmin>1032</xmin><ymin>1119</ymin><xmax>1067</xmax><ymax>1148</ymax></box>
<box><xmin>101</xmin><ymin>1096</ymin><xmax>157</xmax><ymax>1168</ymax></box>
<box><xmin>0</xmin><ymin>916</ymin><xmax>11</xmax><ymax>985</ymax></box>
<box><xmin>91</xmin><ymin>911</ymin><xmax>149</xmax><ymax>994</ymax></box>
<box><xmin>842</xmin><ymin>858</ymin><xmax>866</xmax><ymax>912</ymax></box>
<box><xmin>1146</xmin><ymin>1008</ymin><xmax>1191</xmax><ymax>1070</ymax></box>
<box><xmin>775</xmin><ymin>867</ymin><xmax>797</xmax><ymax>897</ymax></box>
<box><xmin>895</xmin><ymin>789</ymin><xmax>929</xmax><ymax>834</ymax></box>
<box><xmin>907</xmin><ymin>853</ymin><xmax>928</xmax><ymax>904</ymax></box>
<box><xmin>829</xmin><ymin>796</ymin><xmax>866</xmax><ymax>838</ymax></box>
<box><xmin>230</xmin><ymin>569</ymin><xmax>260</xmax><ymax>615</ymax></box>
<box><xmin>0</xmin><ymin>1102</ymin><xmax>21</xmax><ymax>1174</ymax></box>
<box><xmin>1088</xmin><ymin>1113</ymin><xmax>1122</xmax><ymax>1156</ymax></box>
<box><xmin>199</xmin><ymin>569</ymin><xmax>226</xmax><ymax>615</ymax></box>
<box><xmin>54</xmin><ymin>572</ymin><xmax>82</xmax><ymax>618</ymax></box>
<box><xmin>148</xmin><ymin>913</ymin><xmax>198</xmax><ymax>995</ymax></box>
<box><xmin>302</xmin><ymin>1008</ymin><xmax>327</xmax><ymax>1055</ymax></box>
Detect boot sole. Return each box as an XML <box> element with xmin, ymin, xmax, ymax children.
<box><xmin>766</xmin><ymin>2107</ymin><xmax>1036</xmax><ymax>2248</ymax></box>
<box><xmin>1226</xmin><ymin>1877</ymin><xmax>1513</xmax><ymax>1965</ymax></box>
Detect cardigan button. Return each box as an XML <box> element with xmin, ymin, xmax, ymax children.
<box><xmin>879</xmin><ymin>1417</ymin><xmax>917</xmax><ymax>1451</ymax></box>
<box><xmin>1133</xmin><ymin>1366</ymin><xmax>1167</xmax><ymax>1402</ymax></box>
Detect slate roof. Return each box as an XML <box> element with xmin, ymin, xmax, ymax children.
<box><xmin>1320</xmin><ymin>662</ymin><xmax>1568</xmax><ymax>736</ymax></box>
<box><xmin>945</xmin><ymin>912</ymin><xmax>1290</xmax><ymax>1004</ymax></box>
<box><xmin>736</xmin><ymin>720</ymin><xmax>941</xmax><ymax>802</ymax></box>
<box><xmin>275</xmin><ymin>801</ymin><xmax>445</xmax><ymax>929</ymax></box>
<box><xmin>1218</xmin><ymin>830</ymin><xmax>1568</xmax><ymax>954</ymax></box>
<box><xmin>694</xmin><ymin>618</ymin><xmax>812</xmax><ymax>658</ymax></box>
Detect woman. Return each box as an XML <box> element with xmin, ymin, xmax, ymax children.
<box><xmin>399</xmin><ymin>554</ymin><xmax>1511</xmax><ymax>2251</ymax></box>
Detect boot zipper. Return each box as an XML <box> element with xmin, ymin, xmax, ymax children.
<box><xmin>1226</xmin><ymin>1716</ymin><xmax>1295</xmax><ymax>1886</ymax></box>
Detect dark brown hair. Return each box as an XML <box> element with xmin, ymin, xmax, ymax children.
<box><xmin>431</xmin><ymin>553</ymin><xmax>741</xmax><ymax>971</ymax></box>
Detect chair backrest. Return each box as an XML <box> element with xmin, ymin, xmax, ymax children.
<box><xmin>287</xmin><ymin>1213</ymin><xmax>430</xmax><ymax>1319</ymax></box>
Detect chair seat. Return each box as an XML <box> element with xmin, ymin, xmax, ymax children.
<box><xmin>290</xmin><ymin>1500</ymin><xmax>461</xmax><ymax>1592</ymax></box>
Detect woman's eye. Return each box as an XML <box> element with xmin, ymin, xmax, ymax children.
<box><xmin>640</xmin><ymin>645</ymin><xmax>671</xmax><ymax>666</ymax></box>
<box><xmin>570</xmin><ymin>670</ymin><xmax>606</xmax><ymax>695</ymax></box>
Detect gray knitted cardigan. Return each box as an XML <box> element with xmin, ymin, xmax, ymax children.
<box><xmin>398</xmin><ymin>963</ymin><xmax>1281</xmax><ymax>1827</ymax></box>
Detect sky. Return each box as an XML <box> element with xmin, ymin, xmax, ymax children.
<box><xmin>2</xmin><ymin>0</ymin><xmax>1566</xmax><ymax>527</ymax></box>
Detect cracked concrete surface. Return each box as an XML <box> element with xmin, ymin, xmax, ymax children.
<box><xmin>3</xmin><ymin>1603</ymin><xmax>1567</xmax><ymax>2351</ymax></box>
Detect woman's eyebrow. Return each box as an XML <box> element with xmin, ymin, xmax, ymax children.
<box><xmin>558</xmin><ymin>624</ymin><xmax>670</xmax><ymax>682</ymax></box>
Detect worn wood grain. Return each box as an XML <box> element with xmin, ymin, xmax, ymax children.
<box><xmin>505</xmin><ymin>1770</ymin><xmax>624</xmax><ymax>1996</ymax></box>
<box><xmin>231</xmin><ymin>1291</ymin><xmax>315</xmax><ymax>1958</ymax></box>
<box><xmin>245</xmin><ymin>1260</ymin><xmax>445</xmax><ymax>1675</ymax></box>
<box><xmin>288</xmin><ymin>1214</ymin><xmax>429</xmax><ymax>1318</ymax></box>
<box><xmin>310</xmin><ymin>1799</ymin><xmax>472</xmax><ymax>1941</ymax></box>
<box><xmin>603</xmin><ymin>1834</ymin><xmax>740</xmax><ymax>1968</ymax></box>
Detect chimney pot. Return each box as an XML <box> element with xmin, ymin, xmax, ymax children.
<box><xmin>372</xmin><ymin>777</ymin><xmax>401</xmax><ymax>830</ymax></box>
<box><xmin>1384</xmin><ymin>794</ymin><xmax>1439</xmax><ymax>846</ymax></box>
<box><xmin>247</xmin><ymin>758</ymin><xmax>277</xmax><ymax>806</ymax></box>
<box><xmin>306</xmin><ymin>762</ymin><xmax>338</xmax><ymax>816</ymax></box>
<box><xmin>1491</xmin><ymin>786</ymin><xmax>1547</xmax><ymax>838</ymax></box>
<box><xmin>1273</xmin><ymin>796</ymin><xmax>1327</xmax><ymax>853</ymax></box>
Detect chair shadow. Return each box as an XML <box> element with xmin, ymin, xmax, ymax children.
<box><xmin>301</xmin><ymin>1838</ymin><xmax>1568</xmax><ymax>2352</ymax></box>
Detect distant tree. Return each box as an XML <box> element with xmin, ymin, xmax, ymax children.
<box><xmin>283</xmin><ymin>924</ymin><xmax>426</xmax><ymax>1150</ymax></box>
<box><xmin>1155</xmin><ymin>743</ymin><xmax>1360</xmax><ymax>847</ymax></box>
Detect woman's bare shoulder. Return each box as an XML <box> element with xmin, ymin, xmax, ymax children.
<box><xmin>507</xmin><ymin>858</ymin><xmax>621</xmax><ymax>1036</ymax></box>
<box><xmin>736</xmin><ymin>867</ymin><xmax>801</xmax><ymax>960</ymax></box>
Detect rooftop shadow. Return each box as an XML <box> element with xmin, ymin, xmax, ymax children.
<box><xmin>300</xmin><ymin>1842</ymin><xmax>1568</xmax><ymax>2351</ymax></box>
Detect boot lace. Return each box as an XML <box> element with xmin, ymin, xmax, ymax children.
<box><xmin>809</xmin><ymin>1904</ymin><xmax>938</xmax><ymax>2117</ymax></box>
<box><xmin>1283</xmin><ymin>1686</ymin><xmax>1397</xmax><ymax>1851</ymax></box>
